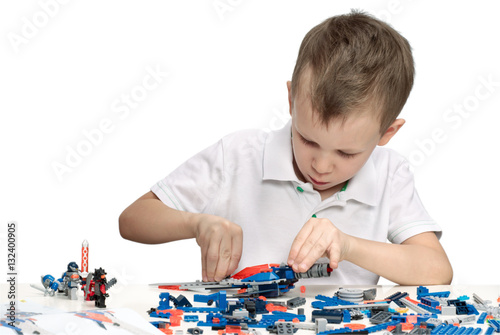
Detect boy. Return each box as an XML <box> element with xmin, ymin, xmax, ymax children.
<box><xmin>119</xmin><ymin>10</ymin><xmax>453</xmax><ymax>285</ymax></box>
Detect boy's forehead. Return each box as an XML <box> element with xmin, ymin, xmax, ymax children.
<box><xmin>293</xmin><ymin>98</ymin><xmax>382</xmax><ymax>148</ymax></box>
<box><xmin>293</xmin><ymin>90</ymin><xmax>381</xmax><ymax>134</ymax></box>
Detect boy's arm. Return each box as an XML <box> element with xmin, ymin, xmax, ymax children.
<box><xmin>119</xmin><ymin>191</ymin><xmax>243</xmax><ymax>282</ymax></box>
<box><xmin>287</xmin><ymin>218</ymin><xmax>453</xmax><ymax>285</ymax></box>
<box><xmin>346</xmin><ymin>231</ymin><xmax>453</xmax><ymax>285</ymax></box>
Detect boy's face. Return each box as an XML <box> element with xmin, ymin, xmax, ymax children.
<box><xmin>287</xmin><ymin>73</ymin><xmax>403</xmax><ymax>195</ymax></box>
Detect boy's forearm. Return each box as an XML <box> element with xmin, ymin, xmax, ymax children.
<box><xmin>345</xmin><ymin>235</ymin><xmax>453</xmax><ymax>285</ymax></box>
<box><xmin>119</xmin><ymin>193</ymin><xmax>200</xmax><ymax>244</ymax></box>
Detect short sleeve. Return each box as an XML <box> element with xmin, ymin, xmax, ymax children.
<box><xmin>151</xmin><ymin>139</ymin><xmax>225</xmax><ymax>214</ymax></box>
<box><xmin>387</xmin><ymin>161</ymin><xmax>442</xmax><ymax>244</ymax></box>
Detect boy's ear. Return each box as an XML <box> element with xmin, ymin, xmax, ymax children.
<box><xmin>378</xmin><ymin>119</ymin><xmax>405</xmax><ymax>146</ymax></box>
<box><xmin>287</xmin><ymin>81</ymin><xmax>293</xmax><ymax>116</ymax></box>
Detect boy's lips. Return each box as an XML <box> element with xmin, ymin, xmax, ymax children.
<box><xmin>309</xmin><ymin>175</ymin><xmax>328</xmax><ymax>186</ymax></box>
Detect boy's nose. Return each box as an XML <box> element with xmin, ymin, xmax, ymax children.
<box><xmin>312</xmin><ymin>157</ymin><xmax>333</xmax><ymax>175</ymax></box>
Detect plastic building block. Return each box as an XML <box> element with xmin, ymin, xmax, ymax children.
<box><xmin>286</xmin><ymin>297</ymin><xmax>306</xmax><ymax>309</ymax></box>
<box><xmin>342</xmin><ymin>310</ymin><xmax>351</xmax><ymax>323</ymax></box>
<box><xmin>416</xmin><ymin>286</ymin><xmax>450</xmax><ymax>300</ymax></box>
<box><xmin>261</xmin><ymin>311</ymin><xmax>305</xmax><ymax>323</ymax></box>
<box><xmin>477</xmin><ymin>312</ymin><xmax>487</xmax><ymax>324</ymax></box>
<box><xmin>312</xmin><ymin>295</ymin><xmax>358</xmax><ymax>309</ymax></box>
<box><xmin>447</xmin><ymin>300</ymin><xmax>469</xmax><ymax>315</ymax></box>
<box><xmin>315</xmin><ymin>318</ymin><xmax>327</xmax><ymax>333</ymax></box>
<box><xmin>187</xmin><ymin>327</ymin><xmax>204</xmax><ymax>334</ymax></box>
<box><xmin>416</xmin><ymin>302</ymin><xmax>442</xmax><ymax>315</ymax></box>
<box><xmin>337</xmin><ymin>288</ymin><xmax>364</xmax><ymax>303</ymax></box>
<box><xmin>194</xmin><ymin>291</ymin><xmax>227</xmax><ymax>311</ymax></box>
<box><xmin>425</xmin><ymin>318</ymin><xmax>443</xmax><ymax>329</ymax></box>
<box><xmin>311</xmin><ymin>310</ymin><xmax>343</xmax><ymax>324</ymax></box>
<box><xmin>466</xmin><ymin>304</ymin><xmax>479</xmax><ymax>315</ymax></box>
<box><xmin>421</xmin><ymin>297</ymin><xmax>440</xmax><ymax>308</ymax></box>
<box><xmin>170</xmin><ymin>315</ymin><xmax>182</xmax><ymax>327</ymax></box>
<box><xmin>275</xmin><ymin>321</ymin><xmax>297</xmax><ymax>335</ymax></box>
<box><xmin>369</xmin><ymin>311</ymin><xmax>393</xmax><ymax>324</ymax></box>
<box><xmin>485</xmin><ymin>327</ymin><xmax>495</xmax><ymax>335</ymax></box>
<box><xmin>151</xmin><ymin>321</ymin><xmax>172</xmax><ymax>334</ymax></box>
<box><xmin>266</xmin><ymin>303</ymin><xmax>288</xmax><ymax>313</ymax></box>
<box><xmin>184</xmin><ymin>315</ymin><xmax>199</xmax><ymax>322</ymax></box>
<box><xmin>443</xmin><ymin>315</ymin><xmax>476</xmax><ymax>325</ymax></box>
<box><xmin>488</xmin><ymin>319</ymin><xmax>500</xmax><ymax>332</ymax></box>
<box><xmin>173</xmin><ymin>295</ymin><xmax>193</xmax><ymax>308</ymax></box>
<box><xmin>441</xmin><ymin>306</ymin><xmax>457</xmax><ymax>316</ymax></box>
<box><xmin>363</xmin><ymin>288</ymin><xmax>377</xmax><ymax>301</ymax></box>
<box><xmin>385</xmin><ymin>291</ymin><xmax>409</xmax><ymax>302</ymax></box>
<box><xmin>472</xmin><ymin>293</ymin><xmax>488</xmax><ymax>306</ymax></box>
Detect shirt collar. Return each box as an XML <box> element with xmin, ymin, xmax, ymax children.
<box><xmin>341</xmin><ymin>154</ymin><xmax>378</xmax><ymax>206</ymax></box>
<box><xmin>262</xmin><ymin>119</ymin><xmax>378</xmax><ymax>206</ymax></box>
<box><xmin>262</xmin><ymin>119</ymin><xmax>298</xmax><ymax>182</ymax></box>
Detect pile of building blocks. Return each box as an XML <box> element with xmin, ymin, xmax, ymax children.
<box><xmin>148</xmin><ymin>285</ymin><xmax>500</xmax><ymax>334</ymax></box>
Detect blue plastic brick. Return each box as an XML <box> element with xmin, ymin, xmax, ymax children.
<box><xmin>261</xmin><ymin>311</ymin><xmax>306</xmax><ymax>322</ymax></box>
<box><xmin>466</xmin><ymin>304</ymin><xmax>479</xmax><ymax>315</ymax></box>
<box><xmin>417</xmin><ymin>286</ymin><xmax>450</xmax><ymax>300</ymax></box>
<box><xmin>489</xmin><ymin>319</ymin><xmax>500</xmax><ymax>332</ymax></box>
<box><xmin>193</xmin><ymin>291</ymin><xmax>227</xmax><ymax>311</ymax></box>
<box><xmin>342</xmin><ymin>309</ymin><xmax>351</xmax><ymax>323</ymax></box>
<box><xmin>184</xmin><ymin>315</ymin><xmax>199</xmax><ymax>322</ymax></box>
<box><xmin>477</xmin><ymin>312</ymin><xmax>487</xmax><ymax>324</ymax></box>
<box><xmin>485</xmin><ymin>327</ymin><xmax>495</xmax><ymax>335</ymax></box>
<box><xmin>421</xmin><ymin>297</ymin><xmax>440</xmax><ymax>308</ymax></box>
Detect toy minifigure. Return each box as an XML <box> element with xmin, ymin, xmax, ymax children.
<box><xmin>58</xmin><ymin>262</ymin><xmax>82</xmax><ymax>300</ymax></box>
<box><xmin>40</xmin><ymin>274</ymin><xmax>59</xmax><ymax>296</ymax></box>
<box><xmin>83</xmin><ymin>267</ymin><xmax>117</xmax><ymax>308</ymax></box>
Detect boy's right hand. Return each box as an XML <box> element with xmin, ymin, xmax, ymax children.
<box><xmin>194</xmin><ymin>214</ymin><xmax>243</xmax><ymax>282</ymax></box>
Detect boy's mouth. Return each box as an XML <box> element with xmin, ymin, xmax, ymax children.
<box><xmin>309</xmin><ymin>176</ymin><xmax>328</xmax><ymax>186</ymax></box>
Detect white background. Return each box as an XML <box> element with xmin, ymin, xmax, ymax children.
<box><xmin>1</xmin><ymin>1</ymin><xmax>499</xmax><ymax>288</ymax></box>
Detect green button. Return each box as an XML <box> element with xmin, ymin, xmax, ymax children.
<box><xmin>297</xmin><ymin>186</ymin><xmax>304</xmax><ymax>192</ymax></box>
<box><xmin>312</xmin><ymin>214</ymin><xmax>317</xmax><ymax>218</ymax></box>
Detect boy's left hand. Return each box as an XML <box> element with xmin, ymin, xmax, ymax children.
<box><xmin>287</xmin><ymin>217</ymin><xmax>350</xmax><ymax>273</ymax></box>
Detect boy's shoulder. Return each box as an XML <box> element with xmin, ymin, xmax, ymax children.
<box><xmin>219</xmin><ymin>127</ymin><xmax>271</xmax><ymax>149</ymax></box>
<box><xmin>371</xmin><ymin>146</ymin><xmax>411</xmax><ymax>173</ymax></box>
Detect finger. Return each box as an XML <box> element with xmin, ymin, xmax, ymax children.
<box><xmin>205</xmin><ymin>236</ymin><xmax>222</xmax><ymax>282</ymax></box>
<box><xmin>214</xmin><ymin>234</ymin><xmax>233</xmax><ymax>282</ymax></box>
<box><xmin>200</xmin><ymin>243</ymin><xmax>208</xmax><ymax>282</ymax></box>
<box><xmin>227</xmin><ymin>230</ymin><xmax>243</xmax><ymax>276</ymax></box>
<box><xmin>327</xmin><ymin>239</ymin><xmax>342</xmax><ymax>270</ymax></box>
<box><xmin>288</xmin><ymin>220</ymin><xmax>314</xmax><ymax>266</ymax></box>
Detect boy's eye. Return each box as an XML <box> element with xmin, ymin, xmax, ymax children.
<box><xmin>299</xmin><ymin>134</ymin><xmax>317</xmax><ymax>147</ymax></box>
<box><xmin>338</xmin><ymin>151</ymin><xmax>357</xmax><ymax>159</ymax></box>
<box><xmin>299</xmin><ymin>135</ymin><xmax>316</xmax><ymax>146</ymax></box>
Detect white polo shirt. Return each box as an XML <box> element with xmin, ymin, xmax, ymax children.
<box><xmin>151</xmin><ymin>120</ymin><xmax>441</xmax><ymax>284</ymax></box>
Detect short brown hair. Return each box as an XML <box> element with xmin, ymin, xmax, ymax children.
<box><xmin>291</xmin><ymin>10</ymin><xmax>414</xmax><ymax>133</ymax></box>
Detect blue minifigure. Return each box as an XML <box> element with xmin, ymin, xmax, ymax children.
<box><xmin>41</xmin><ymin>274</ymin><xmax>59</xmax><ymax>296</ymax></box>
